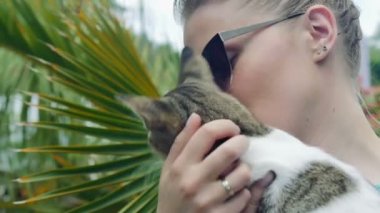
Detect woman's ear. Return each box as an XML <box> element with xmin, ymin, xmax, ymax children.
<box><xmin>304</xmin><ymin>5</ymin><xmax>338</xmax><ymax>62</ymax></box>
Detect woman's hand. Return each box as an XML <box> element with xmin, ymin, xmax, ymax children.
<box><xmin>157</xmin><ymin>113</ymin><xmax>256</xmax><ymax>213</ymax></box>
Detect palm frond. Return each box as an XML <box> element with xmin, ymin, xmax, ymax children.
<box><xmin>0</xmin><ymin>0</ymin><xmax>179</xmax><ymax>211</ymax></box>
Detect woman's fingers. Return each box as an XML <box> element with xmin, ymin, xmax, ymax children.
<box><xmin>221</xmin><ymin>163</ymin><xmax>252</xmax><ymax>199</ymax></box>
<box><xmin>177</xmin><ymin>119</ymin><xmax>241</xmax><ymax>165</ymax></box>
<box><xmin>192</xmin><ymin>162</ymin><xmax>252</xmax><ymax>207</ymax></box>
<box><xmin>212</xmin><ymin>189</ymin><xmax>251</xmax><ymax>213</ymax></box>
<box><xmin>166</xmin><ymin>113</ymin><xmax>202</xmax><ymax>164</ymax></box>
<box><xmin>159</xmin><ymin>117</ymin><xmax>263</xmax><ymax>213</ymax></box>
<box><xmin>202</xmin><ymin>135</ymin><xmax>249</xmax><ymax>179</ymax></box>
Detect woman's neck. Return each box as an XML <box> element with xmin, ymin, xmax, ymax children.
<box><xmin>301</xmin><ymin>83</ymin><xmax>380</xmax><ymax>183</ymax></box>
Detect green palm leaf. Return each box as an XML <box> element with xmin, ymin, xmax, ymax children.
<box><xmin>18</xmin><ymin>143</ymin><xmax>148</xmax><ymax>155</ymax></box>
<box><xmin>19</xmin><ymin>122</ymin><xmax>147</xmax><ymax>141</ymax></box>
<box><xmin>0</xmin><ymin>0</ymin><xmax>178</xmax><ymax>211</ymax></box>
<box><xmin>16</xmin><ymin>153</ymin><xmax>152</xmax><ymax>183</ymax></box>
<box><xmin>14</xmin><ymin>159</ymin><xmax>161</xmax><ymax>204</ymax></box>
<box><xmin>119</xmin><ymin>183</ymin><xmax>158</xmax><ymax>213</ymax></box>
<box><xmin>67</xmin><ymin>178</ymin><xmax>158</xmax><ymax>213</ymax></box>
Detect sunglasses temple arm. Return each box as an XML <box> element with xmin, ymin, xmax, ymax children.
<box><xmin>220</xmin><ymin>12</ymin><xmax>305</xmax><ymax>41</ymax></box>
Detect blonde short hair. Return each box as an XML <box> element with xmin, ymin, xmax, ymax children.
<box><xmin>174</xmin><ymin>0</ymin><xmax>363</xmax><ymax>77</ymax></box>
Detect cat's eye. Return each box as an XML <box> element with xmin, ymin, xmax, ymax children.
<box><xmin>202</xmin><ymin>12</ymin><xmax>304</xmax><ymax>91</ymax></box>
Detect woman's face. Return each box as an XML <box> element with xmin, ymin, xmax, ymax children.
<box><xmin>183</xmin><ymin>1</ymin><xmax>321</xmax><ymax>137</ymax></box>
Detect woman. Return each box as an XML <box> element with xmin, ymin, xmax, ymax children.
<box><xmin>157</xmin><ymin>0</ymin><xmax>380</xmax><ymax>212</ymax></box>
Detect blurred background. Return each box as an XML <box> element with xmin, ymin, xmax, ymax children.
<box><xmin>0</xmin><ymin>0</ymin><xmax>379</xmax><ymax>212</ymax></box>
<box><xmin>119</xmin><ymin>0</ymin><xmax>380</xmax><ymax>47</ymax></box>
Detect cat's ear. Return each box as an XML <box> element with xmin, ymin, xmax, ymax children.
<box><xmin>178</xmin><ymin>47</ymin><xmax>214</xmax><ymax>85</ymax></box>
<box><xmin>116</xmin><ymin>94</ymin><xmax>158</xmax><ymax>127</ymax></box>
<box><xmin>180</xmin><ymin>47</ymin><xmax>194</xmax><ymax>71</ymax></box>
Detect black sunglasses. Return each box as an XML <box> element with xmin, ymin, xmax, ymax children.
<box><xmin>202</xmin><ymin>12</ymin><xmax>305</xmax><ymax>91</ymax></box>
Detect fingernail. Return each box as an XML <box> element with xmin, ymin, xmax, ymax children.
<box><xmin>186</xmin><ymin>113</ymin><xmax>197</xmax><ymax>126</ymax></box>
<box><xmin>181</xmin><ymin>46</ymin><xmax>193</xmax><ymax>67</ymax></box>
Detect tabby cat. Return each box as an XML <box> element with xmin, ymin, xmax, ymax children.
<box><xmin>118</xmin><ymin>48</ymin><xmax>380</xmax><ymax>212</ymax></box>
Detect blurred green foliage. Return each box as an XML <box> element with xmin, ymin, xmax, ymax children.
<box><xmin>370</xmin><ymin>47</ymin><xmax>380</xmax><ymax>86</ymax></box>
<box><xmin>0</xmin><ymin>0</ymin><xmax>179</xmax><ymax>212</ymax></box>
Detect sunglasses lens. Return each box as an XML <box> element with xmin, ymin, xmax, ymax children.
<box><xmin>202</xmin><ymin>34</ymin><xmax>232</xmax><ymax>91</ymax></box>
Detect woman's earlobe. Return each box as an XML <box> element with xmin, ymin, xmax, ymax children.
<box><xmin>313</xmin><ymin>44</ymin><xmax>330</xmax><ymax>62</ymax></box>
<box><xmin>316</xmin><ymin>46</ymin><xmax>328</xmax><ymax>55</ymax></box>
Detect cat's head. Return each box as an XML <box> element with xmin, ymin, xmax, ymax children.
<box><xmin>118</xmin><ymin>48</ymin><xmax>215</xmax><ymax>156</ymax></box>
<box><xmin>118</xmin><ymin>48</ymin><xmax>267</xmax><ymax>157</ymax></box>
<box><xmin>117</xmin><ymin>94</ymin><xmax>185</xmax><ymax>156</ymax></box>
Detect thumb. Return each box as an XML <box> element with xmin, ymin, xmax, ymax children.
<box><xmin>242</xmin><ymin>171</ymin><xmax>276</xmax><ymax>213</ymax></box>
